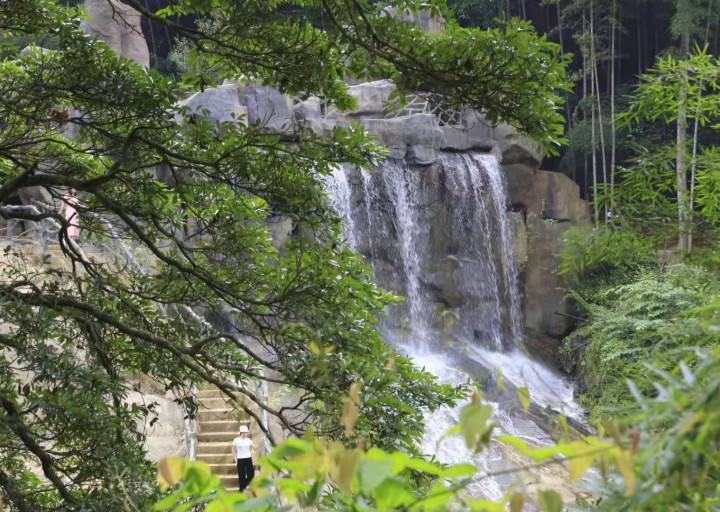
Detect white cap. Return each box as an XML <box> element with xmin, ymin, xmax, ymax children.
<box><xmin>239</xmin><ymin>425</ymin><xmax>249</xmax><ymax>433</ymax></box>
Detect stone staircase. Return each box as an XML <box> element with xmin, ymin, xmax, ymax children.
<box><xmin>195</xmin><ymin>386</ymin><xmax>251</xmax><ymax>490</ymax></box>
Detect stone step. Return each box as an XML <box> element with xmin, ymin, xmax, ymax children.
<box><xmin>198</xmin><ymin>431</ymin><xmax>237</xmax><ymax>443</ymax></box>
<box><xmin>219</xmin><ymin>474</ymin><xmax>239</xmax><ymax>490</ymax></box>
<box><xmin>197</xmin><ymin>408</ymin><xmax>234</xmax><ymax>422</ymax></box>
<box><xmin>208</xmin><ymin>463</ymin><xmax>237</xmax><ymax>475</ymax></box>
<box><xmin>196</xmin><ymin>453</ymin><xmax>235</xmax><ymax>465</ymax></box>
<box><xmin>197</xmin><ymin>388</ymin><xmax>224</xmax><ymax>398</ymax></box>
<box><xmin>196</xmin><ymin>442</ymin><xmax>233</xmax><ymax>455</ymax></box>
<box><xmin>197</xmin><ymin>397</ymin><xmax>229</xmax><ymax>409</ymax></box>
<box><xmin>201</xmin><ymin>420</ymin><xmax>241</xmax><ymax>433</ymax></box>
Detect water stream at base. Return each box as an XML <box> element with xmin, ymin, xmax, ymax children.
<box><xmin>325</xmin><ymin>152</ymin><xmax>585</xmax><ymax>499</ymax></box>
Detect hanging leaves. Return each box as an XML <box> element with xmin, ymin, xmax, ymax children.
<box><xmin>341</xmin><ymin>382</ymin><xmax>362</xmax><ymax>436</ymax></box>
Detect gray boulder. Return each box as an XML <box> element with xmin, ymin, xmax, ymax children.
<box><xmin>522</xmin><ymin>214</ymin><xmax>577</xmax><ymax>359</ymax></box>
<box><xmin>529</xmin><ymin>171</ymin><xmax>591</xmax><ymax>224</ymax></box>
<box><xmin>177</xmin><ymin>84</ymin><xmax>248</xmax><ymax>124</ymax></box>
<box><xmin>362</xmin><ymin>114</ymin><xmax>443</xmax><ymax>164</ymax></box>
<box><xmin>346</xmin><ymin>80</ymin><xmax>396</xmax><ymax>116</ymax></box>
<box><xmin>293</xmin><ymin>96</ymin><xmax>322</xmax><ymax>122</ymax></box>
<box><xmin>502</xmin><ymin>165</ymin><xmax>591</xmax><ymax>224</ymax></box>
<box><xmin>439</xmin><ymin>125</ymin><xmax>494</xmax><ymax>152</ymax></box>
<box><xmin>493</xmin><ymin>123</ymin><xmax>546</xmax><ymax>169</ymax></box>
<box><xmin>407</xmin><ymin>144</ymin><xmax>438</xmax><ymax>166</ymax></box>
<box><xmin>236</xmin><ymin>85</ymin><xmax>295</xmax><ymax>134</ymax></box>
<box><xmin>81</xmin><ymin>0</ymin><xmax>150</xmax><ymax>68</ymax></box>
<box><xmin>502</xmin><ymin>163</ymin><xmax>536</xmax><ymax>209</ymax></box>
<box><xmin>17</xmin><ymin>186</ymin><xmax>53</xmax><ymax>207</ymax></box>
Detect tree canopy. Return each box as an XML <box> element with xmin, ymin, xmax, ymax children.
<box><xmin>0</xmin><ymin>1</ymin><xmax>570</xmax><ymax>509</ymax></box>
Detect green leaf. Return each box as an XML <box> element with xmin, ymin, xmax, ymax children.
<box><xmin>406</xmin><ymin>458</ymin><xmax>444</xmax><ymax>475</ymax></box>
<box><xmin>359</xmin><ymin>458</ymin><xmax>393</xmax><ymax>494</ymax></box>
<box><xmin>538</xmin><ymin>490</ymin><xmax>564</xmax><ymax>512</ymax></box>
<box><xmin>373</xmin><ymin>477</ymin><xmax>414</xmax><ymax>511</ymax></box>
<box><xmin>568</xmin><ymin>449</ymin><xmax>594</xmax><ymax>482</ymax></box>
<box><xmin>467</xmin><ymin>498</ymin><xmax>504</xmax><ymax>511</ymax></box>
<box><xmin>440</xmin><ymin>463</ymin><xmax>477</xmax><ymax>479</ymax></box>
<box><xmin>517</xmin><ymin>386</ymin><xmax>530</xmax><ymax>412</ymax></box>
<box><xmin>459</xmin><ymin>398</ymin><xmax>494</xmax><ymax>452</ymax></box>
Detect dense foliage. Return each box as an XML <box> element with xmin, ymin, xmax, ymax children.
<box><xmin>154</xmin><ymin>347</ymin><xmax>720</xmax><ymax>511</ymax></box>
<box><xmin>4</xmin><ymin>0</ymin><xmax>720</xmax><ymax>510</ymax></box>
<box><xmin>152</xmin><ymin>394</ymin><xmax>623</xmax><ymax>512</ymax></box>
<box><xmin>590</xmin><ymin>349</ymin><xmax>720</xmax><ymax>511</ymax></box>
<box><xmin>0</xmin><ymin>0</ymin><xmax>571</xmax><ymax>510</ymax></box>
<box><xmin>564</xmin><ymin>264</ymin><xmax>720</xmax><ymax>419</ymax></box>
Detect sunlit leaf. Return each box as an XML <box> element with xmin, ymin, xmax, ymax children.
<box><xmin>538</xmin><ymin>489</ymin><xmax>564</xmax><ymax>512</ymax></box>
<box><xmin>517</xmin><ymin>386</ymin><xmax>530</xmax><ymax>412</ymax></box>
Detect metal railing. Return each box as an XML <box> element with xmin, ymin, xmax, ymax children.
<box><xmin>384</xmin><ymin>93</ymin><xmax>464</xmax><ymax>126</ymax></box>
<box><xmin>183</xmin><ymin>387</ymin><xmax>199</xmax><ymax>460</ymax></box>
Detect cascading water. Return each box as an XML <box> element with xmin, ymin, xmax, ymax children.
<box><xmin>325</xmin><ymin>151</ymin><xmax>585</xmax><ymax>499</ymax></box>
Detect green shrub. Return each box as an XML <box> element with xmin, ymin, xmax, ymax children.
<box><xmin>590</xmin><ymin>347</ymin><xmax>720</xmax><ymax>511</ymax></box>
<box><xmin>565</xmin><ymin>265</ymin><xmax>720</xmax><ymax>421</ymax></box>
<box><xmin>558</xmin><ymin>226</ymin><xmax>656</xmax><ymax>288</ymax></box>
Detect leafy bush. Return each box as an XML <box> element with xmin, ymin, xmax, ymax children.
<box><xmin>695</xmin><ymin>146</ymin><xmax>720</xmax><ymax>228</ymax></box>
<box><xmin>154</xmin><ymin>348</ymin><xmax>720</xmax><ymax>511</ymax></box>
<box><xmin>589</xmin><ymin>347</ymin><xmax>720</xmax><ymax>511</ymax></box>
<box><xmin>558</xmin><ymin>226</ymin><xmax>656</xmax><ymax>287</ymax></box>
<box><xmin>565</xmin><ymin>265</ymin><xmax>720</xmax><ymax>420</ymax></box>
<box><xmin>594</xmin><ymin>145</ymin><xmax>678</xmax><ymax>238</ymax></box>
<box><xmin>154</xmin><ymin>395</ymin><xmax>627</xmax><ymax>512</ymax></box>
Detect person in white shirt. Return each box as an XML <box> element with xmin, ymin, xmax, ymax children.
<box><xmin>232</xmin><ymin>424</ymin><xmax>254</xmax><ymax>491</ymax></box>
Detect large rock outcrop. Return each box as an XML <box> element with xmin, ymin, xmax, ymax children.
<box><xmin>178</xmin><ymin>84</ymin><xmax>249</xmax><ymax>124</ymax></box>
<box><xmin>177</xmin><ymin>78</ymin><xmax>591</xmax><ymax>358</ymax></box>
<box><xmin>81</xmin><ymin>0</ymin><xmax>150</xmax><ymax>67</ymax></box>
<box><xmin>236</xmin><ymin>84</ymin><xmax>295</xmax><ymax>134</ymax></box>
<box><xmin>502</xmin><ymin>161</ymin><xmax>591</xmax><ymax>364</ymax></box>
<box><xmin>493</xmin><ymin>123</ymin><xmax>546</xmax><ymax>169</ymax></box>
<box><xmin>128</xmin><ymin>376</ymin><xmax>187</xmax><ymax>461</ymax></box>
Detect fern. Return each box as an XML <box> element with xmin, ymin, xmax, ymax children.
<box><xmin>566</xmin><ymin>264</ymin><xmax>720</xmax><ymax>421</ymax></box>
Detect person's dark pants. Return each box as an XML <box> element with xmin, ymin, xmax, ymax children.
<box><xmin>236</xmin><ymin>457</ymin><xmax>254</xmax><ymax>491</ymax></box>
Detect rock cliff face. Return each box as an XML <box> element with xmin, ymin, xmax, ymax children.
<box><xmin>81</xmin><ymin>0</ymin><xmax>150</xmax><ymax>67</ymax></box>
<box><xmin>177</xmin><ymin>78</ymin><xmax>590</xmax><ymax>359</ymax></box>
<box><xmin>506</xmin><ymin>168</ymin><xmax>590</xmax><ymax>359</ymax></box>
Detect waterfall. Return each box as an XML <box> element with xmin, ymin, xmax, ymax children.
<box><xmin>380</xmin><ymin>159</ymin><xmax>432</xmax><ymax>341</ymax></box>
<box><xmin>470</xmin><ymin>154</ymin><xmax>524</xmax><ymax>341</ymax></box>
<box><xmin>325</xmin><ymin>151</ymin><xmax>585</xmax><ymax>498</ymax></box>
<box><xmin>324</xmin><ymin>165</ymin><xmax>357</xmax><ymax>249</ymax></box>
<box><xmin>328</xmin><ymin>152</ymin><xmax>524</xmax><ymax>350</ymax></box>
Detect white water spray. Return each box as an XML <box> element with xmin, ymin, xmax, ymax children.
<box><xmin>324</xmin><ymin>152</ymin><xmax>586</xmax><ymax>498</ymax></box>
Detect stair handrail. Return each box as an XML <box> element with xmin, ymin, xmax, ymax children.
<box><xmin>253</xmin><ymin>377</ymin><xmax>273</xmax><ymax>457</ymax></box>
<box><xmin>183</xmin><ymin>386</ymin><xmax>199</xmax><ymax>460</ymax></box>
